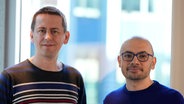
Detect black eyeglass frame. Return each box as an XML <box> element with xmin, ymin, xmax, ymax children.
<box><xmin>120</xmin><ymin>51</ymin><xmax>154</xmax><ymax>62</ymax></box>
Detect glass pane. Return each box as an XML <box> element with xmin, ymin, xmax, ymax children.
<box><xmin>122</xmin><ymin>0</ymin><xmax>140</xmax><ymax>12</ymax></box>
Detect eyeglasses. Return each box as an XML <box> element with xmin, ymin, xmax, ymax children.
<box><xmin>121</xmin><ymin>51</ymin><xmax>153</xmax><ymax>62</ymax></box>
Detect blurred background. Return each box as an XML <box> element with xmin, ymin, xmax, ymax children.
<box><xmin>1</xmin><ymin>0</ymin><xmax>172</xmax><ymax>104</ymax></box>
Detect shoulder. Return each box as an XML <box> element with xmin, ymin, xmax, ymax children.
<box><xmin>104</xmin><ymin>85</ymin><xmax>125</xmax><ymax>103</ymax></box>
<box><xmin>154</xmin><ymin>81</ymin><xmax>184</xmax><ymax>103</ymax></box>
<box><xmin>162</xmin><ymin>86</ymin><xmax>183</xmax><ymax>102</ymax></box>
<box><xmin>155</xmin><ymin>81</ymin><xmax>182</xmax><ymax>95</ymax></box>
<box><xmin>2</xmin><ymin>60</ymin><xmax>30</xmax><ymax>75</ymax></box>
<box><xmin>63</xmin><ymin>64</ymin><xmax>82</xmax><ymax>75</ymax></box>
<box><xmin>4</xmin><ymin>59</ymin><xmax>30</xmax><ymax>72</ymax></box>
<box><xmin>0</xmin><ymin>60</ymin><xmax>28</xmax><ymax>86</ymax></box>
<box><xmin>1</xmin><ymin>60</ymin><xmax>31</xmax><ymax>80</ymax></box>
<box><xmin>62</xmin><ymin>64</ymin><xmax>84</xmax><ymax>80</ymax></box>
<box><xmin>107</xmin><ymin>86</ymin><xmax>124</xmax><ymax>95</ymax></box>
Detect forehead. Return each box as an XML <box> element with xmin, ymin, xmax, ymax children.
<box><xmin>35</xmin><ymin>14</ymin><xmax>63</xmax><ymax>28</ymax></box>
<box><xmin>121</xmin><ymin>38</ymin><xmax>153</xmax><ymax>54</ymax></box>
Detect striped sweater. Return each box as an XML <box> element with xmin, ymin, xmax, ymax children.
<box><xmin>0</xmin><ymin>59</ymin><xmax>86</xmax><ymax>104</ymax></box>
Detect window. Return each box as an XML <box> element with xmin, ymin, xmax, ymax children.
<box><xmin>17</xmin><ymin>0</ymin><xmax>172</xmax><ymax>103</ymax></box>
<box><xmin>76</xmin><ymin>0</ymin><xmax>99</xmax><ymax>8</ymax></box>
<box><xmin>122</xmin><ymin>0</ymin><xmax>140</xmax><ymax>12</ymax></box>
<box><xmin>73</xmin><ymin>0</ymin><xmax>100</xmax><ymax>18</ymax></box>
<box><xmin>122</xmin><ymin>0</ymin><xmax>154</xmax><ymax>13</ymax></box>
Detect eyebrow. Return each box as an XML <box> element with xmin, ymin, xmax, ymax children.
<box><xmin>51</xmin><ymin>28</ymin><xmax>60</xmax><ymax>30</ymax></box>
<box><xmin>122</xmin><ymin>51</ymin><xmax>149</xmax><ymax>54</ymax></box>
<box><xmin>36</xmin><ymin>27</ymin><xmax>60</xmax><ymax>30</ymax></box>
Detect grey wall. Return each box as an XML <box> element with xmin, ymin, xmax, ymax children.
<box><xmin>0</xmin><ymin>0</ymin><xmax>16</xmax><ymax>71</ymax></box>
<box><xmin>0</xmin><ymin>0</ymin><xmax>6</xmax><ymax>70</ymax></box>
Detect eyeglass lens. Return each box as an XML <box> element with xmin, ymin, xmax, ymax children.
<box><xmin>122</xmin><ymin>52</ymin><xmax>151</xmax><ymax>62</ymax></box>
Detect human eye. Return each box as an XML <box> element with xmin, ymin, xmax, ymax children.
<box><xmin>37</xmin><ymin>29</ymin><xmax>46</xmax><ymax>35</ymax></box>
<box><xmin>51</xmin><ymin>29</ymin><xmax>60</xmax><ymax>35</ymax></box>
<box><xmin>138</xmin><ymin>53</ymin><xmax>148</xmax><ymax>59</ymax></box>
<box><xmin>123</xmin><ymin>53</ymin><xmax>133</xmax><ymax>59</ymax></box>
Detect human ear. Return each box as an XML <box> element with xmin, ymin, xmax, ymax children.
<box><xmin>151</xmin><ymin>57</ymin><xmax>156</xmax><ymax>69</ymax></box>
<box><xmin>30</xmin><ymin>31</ymin><xmax>34</xmax><ymax>43</ymax></box>
<box><xmin>117</xmin><ymin>56</ymin><xmax>122</xmax><ymax>67</ymax></box>
<box><xmin>64</xmin><ymin>31</ymin><xmax>70</xmax><ymax>44</ymax></box>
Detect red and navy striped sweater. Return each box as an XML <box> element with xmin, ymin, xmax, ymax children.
<box><xmin>0</xmin><ymin>59</ymin><xmax>86</xmax><ymax>104</ymax></box>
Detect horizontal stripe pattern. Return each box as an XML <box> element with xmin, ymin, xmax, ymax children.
<box><xmin>12</xmin><ymin>82</ymin><xmax>79</xmax><ymax>104</ymax></box>
<box><xmin>0</xmin><ymin>60</ymin><xmax>86</xmax><ymax>104</ymax></box>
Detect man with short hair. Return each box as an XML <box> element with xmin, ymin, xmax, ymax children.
<box><xmin>104</xmin><ymin>36</ymin><xmax>184</xmax><ymax>104</ymax></box>
<box><xmin>0</xmin><ymin>6</ymin><xmax>86</xmax><ymax>104</ymax></box>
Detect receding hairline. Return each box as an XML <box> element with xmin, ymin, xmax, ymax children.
<box><xmin>120</xmin><ymin>36</ymin><xmax>154</xmax><ymax>55</ymax></box>
<box><xmin>31</xmin><ymin>6</ymin><xmax>67</xmax><ymax>32</ymax></box>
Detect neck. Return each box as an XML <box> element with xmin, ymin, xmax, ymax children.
<box><xmin>126</xmin><ymin>78</ymin><xmax>153</xmax><ymax>91</ymax></box>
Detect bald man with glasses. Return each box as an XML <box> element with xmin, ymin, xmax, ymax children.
<box><xmin>104</xmin><ymin>36</ymin><xmax>184</xmax><ymax>104</ymax></box>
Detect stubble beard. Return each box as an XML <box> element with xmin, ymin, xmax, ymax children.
<box><xmin>124</xmin><ymin>67</ymin><xmax>149</xmax><ymax>81</ymax></box>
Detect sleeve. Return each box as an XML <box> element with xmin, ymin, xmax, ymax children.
<box><xmin>180</xmin><ymin>96</ymin><xmax>184</xmax><ymax>104</ymax></box>
<box><xmin>174</xmin><ymin>91</ymin><xmax>184</xmax><ymax>104</ymax></box>
<box><xmin>0</xmin><ymin>70</ymin><xmax>13</xmax><ymax>103</ymax></box>
<box><xmin>78</xmin><ymin>75</ymin><xmax>87</xmax><ymax>104</ymax></box>
<box><xmin>65</xmin><ymin>64</ymin><xmax>87</xmax><ymax>104</ymax></box>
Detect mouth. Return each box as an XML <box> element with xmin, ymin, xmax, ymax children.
<box><xmin>41</xmin><ymin>44</ymin><xmax>55</xmax><ymax>48</ymax></box>
<box><xmin>43</xmin><ymin>44</ymin><xmax>54</xmax><ymax>46</ymax></box>
<box><xmin>127</xmin><ymin>66</ymin><xmax>142</xmax><ymax>73</ymax></box>
<box><xmin>42</xmin><ymin>42</ymin><xmax>55</xmax><ymax>46</ymax></box>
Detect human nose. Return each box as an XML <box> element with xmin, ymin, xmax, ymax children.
<box><xmin>131</xmin><ymin>55</ymin><xmax>139</xmax><ymax>64</ymax></box>
<box><xmin>45</xmin><ymin>31</ymin><xmax>52</xmax><ymax>40</ymax></box>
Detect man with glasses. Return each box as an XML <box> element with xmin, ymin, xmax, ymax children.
<box><xmin>104</xmin><ymin>36</ymin><xmax>184</xmax><ymax>104</ymax></box>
